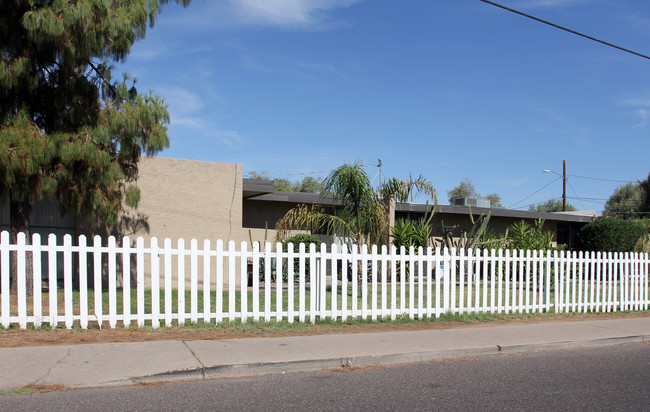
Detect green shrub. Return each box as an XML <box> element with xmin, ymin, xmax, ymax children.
<box><xmin>508</xmin><ymin>218</ymin><xmax>556</xmax><ymax>252</ymax></box>
<box><xmin>281</xmin><ymin>234</ymin><xmax>322</xmax><ymax>281</ymax></box>
<box><xmin>578</xmin><ymin>216</ymin><xmax>646</xmax><ymax>253</ymax></box>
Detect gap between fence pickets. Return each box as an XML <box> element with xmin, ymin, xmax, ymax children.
<box><xmin>1</xmin><ymin>231</ymin><xmax>649</xmax><ymax>329</ymax></box>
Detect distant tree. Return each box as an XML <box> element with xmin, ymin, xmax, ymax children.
<box><xmin>447</xmin><ymin>179</ymin><xmax>478</xmax><ymax>204</ymax></box>
<box><xmin>485</xmin><ymin>193</ymin><xmax>503</xmax><ymax>208</ymax></box>
<box><xmin>247</xmin><ymin>171</ymin><xmax>272</xmax><ymax>181</ymax></box>
<box><xmin>529</xmin><ymin>199</ymin><xmax>576</xmax><ymax>212</ymax></box>
<box><xmin>447</xmin><ymin>179</ymin><xmax>502</xmax><ymax>208</ymax></box>
<box><xmin>273</xmin><ymin>178</ymin><xmax>294</xmax><ymax>192</ymax></box>
<box><xmin>604</xmin><ymin>173</ymin><xmax>649</xmax><ymax>217</ymax></box>
<box><xmin>247</xmin><ymin>171</ymin><xmax>323</xmax><ymax>193</ymax></box>
<box><xmin>296</xmin><ymin>176</ymin><xmax>324</xmax><ymax>193</ymax></box>
<box><xmin>0</xmin><ymin>0</ymin><xmax>191</xmax><ymax>293</ymax></box>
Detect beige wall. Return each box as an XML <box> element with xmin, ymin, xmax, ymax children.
<box><xmin>77</xmin><ymin>157</ymin><xmax>252</xmax><ymax>288</ymax></box>
<box><xmin>79</xmin><ymin>157</ymin><xmax>249</xmax><ymax>243</ymax></box>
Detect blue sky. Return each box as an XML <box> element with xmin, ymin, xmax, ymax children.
<box><xmin>118</xmin><ymin>0</ymin><xmax>650</xmax><ymax>212</ymax></box>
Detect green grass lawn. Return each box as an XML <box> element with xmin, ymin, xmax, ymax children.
<box><xmin>6</xmin><ymin>278</ymin><xmax>646</xmax><ymax>328</ymax></box>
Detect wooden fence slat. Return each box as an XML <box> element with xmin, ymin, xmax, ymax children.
<box><xmin>1</xmin><ymin>231</ymin><xmax>10</xmax><ymax>328</ymax></box>
<box><xmin>151</xmin><ymin>237</ymin><xmax>160</xmax><ymax>329</ymax></box>
<box><xmin>390</xmin><ymin>245</ymin><xmax>397</xmax><ymax>320</ymax></box>
<box><xmin>320</xmin><ymin>243</ymin><xmax>327</xmax><ymax>321</ymax></box>
<box><xmin>276</xmin><ymin>242</ymin><xmax>283</xmax><ymax>323</ymax></box>
<box><xmin>136</xmin><ymin>237</ymin><xmax>145</xmax><ymax>327</ymax></box>
<box><xmin>64</xmin><ymin>235</ymin><xmax>74</xmax><ymax>329</ymax></box>
<box><xmin>341</xmin><ymin>245</ymin><xmax>348</xmax><ymax>322</ymax></box>
<box><xmin>17</xmin><ymin>233</ymin><xmax>26</xmax><ymax>329</ymax></box>
<box><xmin>50</xmin><ymin>234</ymin><xmax>59</xmax><ymax>327</ymax></box>
<box><xmin>371</xmin><ymin>245</ymin><xmax>378</xmax><ymax>321</ymax></box>
<box><xmin>32</xmin><ymin>234</ymin><xmax>42</xmax><ymax>328</ymax></box>
<box><xmin>79</xmin><ymin>235</ymin><xmax>88</xmax><ymax>329</ymax></box>
<box><xmin>287</xmin><ymin>243</ymin><xmax>295</xmax><ymax>323</ymax></box>
<box><xmin>215</xmin><ymin>240</ymin><xmax>224</xmax><ymax>323</ymax></box>
<box><xmin>240</xmin><ymin>241</ymin><xmax>248</xmax><ymax>322</ymax></box>
<box><xmin>299</xmin><ymin>242</ymin><xmax>306</xmax><ymax>323</ymax></box>
<box><xmin>203</xmin><ymin>239</ymin><xmax>211</xmax><ymax>323</ymax></box>
<box><xmin>164</xmin><ymin>238</ymin><xmax>172</xmax><ymax>327</ymax></box>
<box><xmin>264</xmin><ymin>242</ymin><xmax>271</xmax><ymax>323</ymax></box>
<box><xmin>108</xmin><ymin>236</ymin><xmax>117</xmax><ymax>329</ymax></box>
<box><xmin>122</xmin><ymin>236</ymin><xmax>131</xmax><ymax>328</ymax></box>
<box><xmin>190</xmin><ymin>239</ymin><xmax>198</xmax><ymax>324</ymax></box>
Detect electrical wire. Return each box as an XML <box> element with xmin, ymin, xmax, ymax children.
<box><xmin>567</xmin><ymin>174</ymin><xmax>634</xmax><ymax>184</ymax></box>
<box><xmin>508</xmin><ymin>176</ymin><xmax>561</xmax><ymax>209</ymax></box>
<box><xmin>480</xmin><ymin>0</ymin><xmax>650</xmax><ymax>61</ymax></box>
<box><xmin>246</xmin><ymin>162</ymin><xmax>378</xmax><ymax>179</ymax></box>
<box><xmin>567</xmin><ymin>180</ymin><xmax>586</xmax><ymax>210</ymax></box>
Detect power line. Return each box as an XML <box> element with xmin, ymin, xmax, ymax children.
<box><xmin>568</xmin><ymin>174</ymin><xmax>633</xmax><ymax>184</ymax></box>
<box><xmin>566</xmin><ymin>180</ymin><xmax>585</xmax><ymax>209</ymax></box>
<box><xmin>480</xmin><ymin>0</ymin><xmax>650</xmax><ymax>61</ymax></box>
<box><xmin>508</xmin><ymin>176</ymin><xmax>561</xmax><ymax>209</ymax></box>
<box><xmin>245</xmin><ymin>161</ymin><xmax>378</xmax><ymax>179</ymax></box>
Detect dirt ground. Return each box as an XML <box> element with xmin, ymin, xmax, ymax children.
<box><xmin>1</xmin><ymin>312</ymin><xmax>648</xmax><ymax>348</ymax></box>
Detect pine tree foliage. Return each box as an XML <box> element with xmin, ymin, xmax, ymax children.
<box><xmin>0</xmin><ymin>0</ymin><xmax>191</xmax><ymax>232</ymax></box>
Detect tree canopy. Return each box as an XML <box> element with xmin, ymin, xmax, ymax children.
<box><xmin>604</xmin><ymin>173</ymin><xmax>650</xmax><ymax>217</ymax></box>
<box><xmin>1</xmin><ymin>1</ymin><xmax>191</xmax><ymax>292</ymax></box>
<box><xmin>447</xmin><ymin>179</ymin><xmax>477</xmax><ymax>203</ymax></box>
<box><xmin>247</xmin><ymin>171</ymin><xmax>324</xmax><ymax>193</ymax></box>
<box><xmin>529</xmin><ymin>199</ymin><xmax>576</xmax><ymax>213</ymax></box>
<box><xmin>447</xmin><ymin>179</ymin><xmax>502</xmax><ymax>207</ymax></box>
<box><xmin>1</xmin><ymin>0</ymin><xmax>191</xmax><ymax>238</ymax></box>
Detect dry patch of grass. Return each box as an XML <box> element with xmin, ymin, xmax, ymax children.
<box><xmin>1</xmin><ymin>311</ymin><xmax>648</xmax><ymax>349</ymax></box>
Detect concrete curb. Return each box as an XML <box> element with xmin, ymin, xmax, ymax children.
<box><xmin>133</xmin><ymin>334</ymin><xmax>649</xmax><ymax>385</ymax></box>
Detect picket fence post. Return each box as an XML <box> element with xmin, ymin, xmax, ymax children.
<box><xmin>79</xmin><ymin>235</ymin><xmax>88</xmax><ymax>329</ymax></box>
<box><xmin>32</xmin><ymin>233</ymin><xmax>42</xmax><ymax>328</ymax></box>
<box><xmin>122</xmin><ymin>236</ymin><xmax>131</xmax><ymax>328</ymax></box>
<box><xmin>1</xmin><ymin>231</ymin><xmax>9</xmax><ymax>329</ymax></box>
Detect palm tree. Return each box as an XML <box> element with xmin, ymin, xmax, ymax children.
<box><xmin>275</xmin><ymin>161</ymin><xmax>436</xmax><ymax>248</ymax></box>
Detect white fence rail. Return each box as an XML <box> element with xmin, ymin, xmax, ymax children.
<box><xmin>1</xmin><ymin>231</ymin><xmax>649</xmax><ymax>329</ymax></box>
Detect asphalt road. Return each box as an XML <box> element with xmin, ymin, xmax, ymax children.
<box><xmin>2</xmin><ymin>342</ymin><xmax>649</xmax><ymax>411</ymax></box>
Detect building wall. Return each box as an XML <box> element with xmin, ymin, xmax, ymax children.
<box><xmin>77</xmin><ymin>157</ymin><xmax>248</xmax><ymax>288</ymax></box>
<box><xmin>78</xmin><ymin>157</ymin><xmax>245</xmax><ymax>243</ymax></box>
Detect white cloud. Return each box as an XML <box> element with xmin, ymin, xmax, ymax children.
<box><xmin>164</xmin><ymin>0</ymin><xmax>362</xmax><ymax>30</ymax></box>
<box><xmin>208</xmin><ymin>130</ymin><xmax>244</xmax><ymax>147</ymax></box>
<box><xmin>230</xmin><ymin>0</ymin><xmax>359</xmax><ymax>27</ymax></box>
<box><xmin>516</xmin><ymin>0</ymin><xmax>586</xmax><ymax>8</ymax></box>
<box><xmin>157</xmin><ymin>87</ymin><xmax>205</xmax><ymax>116</ymax></box>
<box><xmin>619</xmin><ymin>95</ymin><xmax>650</xmax><ymax>128</ymax></box>
<box><xmin>620</xmin><ymin>97</ymin><xmax>650</xmax><ymax>107</ymax></box>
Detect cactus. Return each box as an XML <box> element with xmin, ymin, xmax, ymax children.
<box><xmin>440</xmin><ymin>207</ymin><xmax>499</xmax><ymax>250</ymax></box>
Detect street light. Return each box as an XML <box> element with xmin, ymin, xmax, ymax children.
<box><xmin>543</xmin><ymin>160</ymin><xmax>567</xmax><ymax>211</ymax></box>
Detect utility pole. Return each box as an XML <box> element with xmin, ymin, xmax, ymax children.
<box><xmin>562</xmin><ymin>159</ymin><xmax>566</xmax><ymax>212</ymax></box>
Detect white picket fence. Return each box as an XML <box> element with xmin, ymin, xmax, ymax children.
<box><xmin>1</xmin><ymin>231</ymin><xmax>649</xmax><ymax>329</ymax></box>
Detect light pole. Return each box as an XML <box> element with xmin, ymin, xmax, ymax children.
<box><xmin>543</xmin><ymin>159</ymin><xmax>567</xmax><ymax>211</ymax></box>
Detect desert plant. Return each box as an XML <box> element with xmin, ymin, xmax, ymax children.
<box><xmin>440</xmin><ymin>208</ymin><xmax>497</xmax><ymax>250</ymax></box>
<box><xmin>578</xmin><ymin>216</ymin><xmax>646</xmax><ymax>252</ymax></box>
<box><xmin>392</xmin><ymin>203</ymin><xmax>435</xmax><ymax>250</ymax></box>
<box><xmin>508</xmin><ymin>218</ymin><xmax>555</xmax><ymax>252</ymax></box>
<box><xmin>275</xmin><ymin>162</ymin><xmax>436</xmax><ymax>248</ymax></box>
